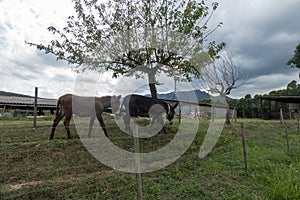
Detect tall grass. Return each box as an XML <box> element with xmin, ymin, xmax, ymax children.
<box><xmin>1</xmin><ymin>118</ymin><xmax>300</xmax><ymax>199</ymax></box>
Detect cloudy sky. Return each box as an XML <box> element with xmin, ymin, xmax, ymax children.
<box><xmin>0</xmin><ymin>0</ymin><xmax>299</xmax><ymax>99</ymax></box>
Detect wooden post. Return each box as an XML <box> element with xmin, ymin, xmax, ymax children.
<box><xmin>232</xmin><ymin>108</ymin><xmax>237</xmax><ymax>123</ymax></box>
<box><xmin>260</xmin><ymin>98</ymin><xmax>263</xmax><ymax>119</ymax></box>
<box><xmin>33</xmin><ymin>87</ymin><xmax>38</xmax><ymax>128</ymax></box>
<box><xmin>280</xmin><ymin>108</ymin><xmax>290</xmax><ymax>153</ymax></box>
<box><xmin>242</xmin><ymin>107</ymin><xmax>245</xmax><ymax>118</ymax></box>
<box><xmin>178</xmin><ymin>103</ymin><xmax>181</xmax><ymax>124</ymax></box>
<box><xmin>284</xmin><ymin>124</ymin><xmax>290</xmax><ymax>153</ymax></box>
<box><xmin>212</xmin><ymin>107</ymin><xmax>215</xmax><ymax>122</ymax></box>
<box><xmin>241</xmin><ymin>123</ymin><xmax>248</xmax><ymax>175</ymax></box>
<box><xmin>297</xmin><ymin>119</ymin><xmax>300</xmax><ymax>134</ymax></box>
<box><xmin>234</xmin><ymin>108</ymin><xmax>237</xmax><ymax>123</ymax></box>
<box><xmin>133</xmin><ymin>125</ymin><xmax>142</xmax><ymax>200</ymax></box>
<box><xmin>280</xmin><ymin>108</ymin><xmax>284</xmax><ymax>124</ymax></box>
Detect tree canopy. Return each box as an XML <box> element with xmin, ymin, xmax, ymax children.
<box><xmin>287</xmin><ymin>43</ymin><xmax>300</xmax><ymax>68</ymax></box>
<box><xmin>286</xmin><ymin>80</ymin><xmax>300</xmax><ymax>95</ymax></box>
<box><xmin>27</xmin><ymin>0</ymin><xmax>225</xmax><ymax>98</ymax></box>
<box><xmin>198</xmin><ymin>51</ymin><xmax>247</xmax><ymax>124</ymax></box>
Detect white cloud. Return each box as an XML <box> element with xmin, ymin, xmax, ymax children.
<box><xmin>230</xmin><ymin>72</ymin><xmax>299</xmax><ymax>98</ymax></box>
<box><xmin>265</xmin><ymin>32</ymin><xmax>300</xmax><ymax>45</ymax></box>
<box><xmin>0</xmin><ymin>0</ymin><xmax>75</xmax><ymax>98</ymax></box>
<box><xmin>0</xmin><ymin>0</ymin><xmax>300</xmax><ymax>100</ymax></box>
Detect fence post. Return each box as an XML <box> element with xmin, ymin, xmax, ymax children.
<box><xmin>241</xmin><ymin>123</ymin><xmax>248</xmax><ymax>175</ymax></box>
<box><xmin>132</xmin><ymin>125</ymin><xmax>143</xmax><ymax>200</ymax></box>
<box><xmin>234</xmin><ymin>108</ymin><xmax>237</xmax><ymax>123</ymax></box>
<box><xmin>297</xmin><ymin>118</ymin><xmax>300</xmax><ymax>134</ymax></box>
<box><xmin>33</xmin><ymin>87</ymin><xmax>38</xmax><ymax>128</ymax></box>
<box><xmin>280</xmin><ymin>108</ymin><xmax>284</xmax><ymax>124</ymax></box>
<box><xmin>284</xmin><ymin>124</ymin><xmax>290</xmax><ymax>153</ymax></box>
<box><xmin>280</xmin><ymin>108</ymin><xmax>290</xmax><ymax>153</ymax></box>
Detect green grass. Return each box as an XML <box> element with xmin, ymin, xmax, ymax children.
<box><xmin>1</xmin><ymin>118</ymin><xmax>300</xmax><ymax>199</ymax></box>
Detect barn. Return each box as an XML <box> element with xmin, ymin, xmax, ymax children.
<box><xmin>0</xmin><ymin>96</ymin><xmax>57</xmax><ymax>116</ymax></box>
<box><xmin>260</xmin><ymin>95</ymin><xmax>300</xmax><ymax>119</ymax></box>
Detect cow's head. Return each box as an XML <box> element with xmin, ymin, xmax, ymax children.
<box><xmin>166</xmin><ymin>102</ymin><xmax>179</xmax><ymax>125</ymax></box>
<box><xmin>111</xmin><ymin>95</ymin><xmax>121</xmax><ymax>113</ymax></box>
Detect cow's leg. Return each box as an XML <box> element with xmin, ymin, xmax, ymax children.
<box><xmin>50</xmin><ymin>113</ymin><xmax>64</xmax><ymax>140</ymax></box>
<box><xmin>88</xmin><ymin>117</ymin><xmax>96</xmax><ymax>138</ymax></box>
<box><xmin>149</xmin><ymin>116</ymin><xmax>157</xmax><ymax>134</ymax></box>
<box><xmin>96</xmin><ymin>113</ymin><xmax>108</xmax><ymax>137</ymax></box>
<box><xmin>123</xmin><ymin>113</ymin><xmax>131</xmax><ymax>134</ymax></box>
<box><xmin>149</xmin><ymin>114</ymin><xmax>166</xmax><ymax>134</ymax></box>
<box><xmin>64</xmin><ymin>115</ymin><xmax>72</xmax><ymax>139</ymax></box>
<box><xmin>157</xmin><ymin>115</ymin><xmax>167</xmax><ymax>134</ymax></box>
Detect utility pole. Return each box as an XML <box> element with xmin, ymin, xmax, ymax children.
<box><xmin>33</xmin><ymin>87</ymin><xmax>38</xmax><ymax>128</ymax></box>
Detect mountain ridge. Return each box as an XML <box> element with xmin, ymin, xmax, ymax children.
<box><xmin>0</xmin><ymin>91</ymin><xmax>33</xmax><ymax>98</ymax></box>
<box><xmin>146</xmin><ymin>89</ymin><xmax>211</xmax><ymax>101</ymax></box>
<box><xmin>146</xmin><ymin>89</ymin><xmax>234</xmax><ymax>102</ymax></box>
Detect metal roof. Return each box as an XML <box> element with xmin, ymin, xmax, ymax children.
<box><xmin>0</xmin><ymin>96</ymin><xmax>57</xmax><ymax>107</ymax></box>
<box><xmin>260</xmin><ymin>95</ymin><xmax>300</xmax><ymax>103</ymax></box>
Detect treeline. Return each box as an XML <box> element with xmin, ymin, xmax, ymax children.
<box><xmin>199</xmin><ymin>80</ymin><xmax>300</xmax><ymax>118</ymax></box>
<box><xmin>228</xmin><ymin>80</ymin><xmax>300</xmax><ymax>118</ymax></box>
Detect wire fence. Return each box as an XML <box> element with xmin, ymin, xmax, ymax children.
<box><xmin>0</xmin><ymin>120</ymin><xmax>187</xmax><ymax>199</ymax></box>
<box><xmin>1</xmin><ymin>117</ymin><xmax>300</xmax><ymax>199</ymax></box>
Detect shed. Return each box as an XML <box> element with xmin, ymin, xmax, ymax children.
<box><xmin>0</xmin><ymin>96</ymin><xmax>57</xmax><ymax>116</ymax></box>
<box><xmin>260</xmin><ymin>95</ymin><xmax>300</xmax><ymax>119</ymax></box>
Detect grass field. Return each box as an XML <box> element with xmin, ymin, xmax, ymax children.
<box><xmin>1</xmin><ymin>117</ymin><xmax>300</xmax><ymax>199</ymax></box>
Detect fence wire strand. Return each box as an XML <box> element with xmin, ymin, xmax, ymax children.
<box><xmin>0</xmin><ymin>122</ymin><xmax>181</xmax><ymax>199</ymax></box>
<box><xmin>2</xmin><ymin>119</ymin><xmax>300</xmax><ymax>199</ymax></box>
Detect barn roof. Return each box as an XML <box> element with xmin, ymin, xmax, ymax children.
<box><xmin>0</xmin><ymin>96</ymin><xmax>57</xmax><ymax>107</ymax></box>
<box><xmin>260</xmin><ymin>95</ymin><xmax>300</xmax><ymax>103</ymax></box>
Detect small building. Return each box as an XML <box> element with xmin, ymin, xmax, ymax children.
<box><xmin>0</xmin><ymin>96</ymin><xmax>57</xmax><ymax>116</ymax></box>
<box><xmin>260</xmin><ymin>95</ymin><xmax>300</xmax><ymax>119</ymax></box>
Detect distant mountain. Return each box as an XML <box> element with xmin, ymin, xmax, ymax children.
<box><xmin>146</xmin><ymin>89</ymin><xmax>235</xmax><ymax>102</ymax></box>
<box><xmin>146</xmin><ymin>89</ymin><xmax>211</xmax><ymax>102</ymax></box>
<box><xmin>0</xmin><ymin>91</ymin><xmax>33</xmax><ymax>98</ymax></box>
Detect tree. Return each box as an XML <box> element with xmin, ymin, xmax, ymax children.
<box><xmin>286</xmin><ymin>80</ymin><xmax>300</xmax><ymax>95</ymax></box>
<box><xmin>287</xmin><ymin>43</ymin><xmax>300</xmax><ymax>68</ymax></box>
<box><xmin>244</xmin><ymin>94</ymin><xmax>253</xmax><ymax>118</ymax></box>
<box><xmin>252</xmin><ymin>94</ymin><xmax>262</xmax><ymax>118</ymax></box>
<box><xmin>199</xmin><ymin>51</ymin><xmax>247</xmax><ymax>124</ymax></box>
<box><xmin>27</xmin><ymin>0</ymin><xmax>225</xmax><ymax>98</ymax></box>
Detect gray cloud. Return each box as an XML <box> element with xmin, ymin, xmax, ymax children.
<box><xmin>207</xmin><ymin>0</ymin><xmax>300</xmax><ymax>98</ymax></box>
<box><xmin>1</xmin><ymin>0</ymin><xmax>300</xmax><ymax>99</ymax></box>
<box><xmin>35</xmin><ymin>51</ymin><xmax>69</xmax><ymax>68</ymax></box>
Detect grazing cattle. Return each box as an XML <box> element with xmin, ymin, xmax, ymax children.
<box><xmin>50</xmin><ymin>94</ymin><xmax>121</xmax><ymax>140</ymax></box>
<box><xmin>120</xmin><ymin>94</ymin><xmax>178</xmax><ymax>134</ymax></box>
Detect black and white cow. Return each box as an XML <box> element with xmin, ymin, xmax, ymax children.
<box><xmin>120</xmin><ymin>94</ymin><xmax>178</xmax><ymax>134</ymax></box>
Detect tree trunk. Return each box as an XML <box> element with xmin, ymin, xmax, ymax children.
<box><xmin>148</xmin><ymin>71</ymin><xmax>158</xmax><ymax>99</ymax></box>
<box><xmin>226</xmin><ymin>105</ymin><xmax>231</xmax><ymax>125</ymax></box>
<box><xmin>223</xmin><ymin>95</ymin><xmax>231</xmax><ymax>125</ymax></box>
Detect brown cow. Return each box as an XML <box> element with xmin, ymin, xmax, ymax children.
<box><xmin>50</xmin><ymin>94</ymin><xmax>121</xmax><ymax>139</ymax></box>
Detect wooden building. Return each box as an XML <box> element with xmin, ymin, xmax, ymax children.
<box><xmin>0</xmin><ymin>96</ymin><xmax>57</xmax><ymax>116</ymax></box>
<box><xmin>260</xmin><ymin>95</ymin><xmax>300</xmax><ymax>119</ymax></box>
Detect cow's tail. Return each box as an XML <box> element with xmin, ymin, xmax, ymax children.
<box><xmin>118</xmin><ymin>95</ymin><xmax>129</xmax><ymax>117</ymax></box>
<box><xmin>55</xmin><ymin>97</ymin><xmax>62</xmax><ymax>118</ymax></box>
<box><xmin>118</xmin><ymin>97</ymin><xmax>125</xmax><ymax>116</ymax></box>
